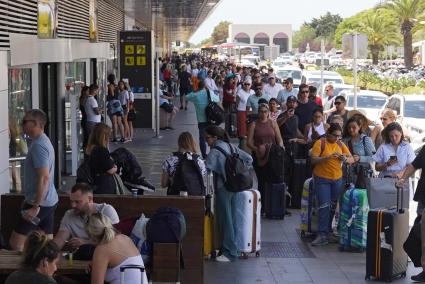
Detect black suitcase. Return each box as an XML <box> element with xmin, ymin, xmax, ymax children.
<box><xmin>226</xmin><ymin>111</ymin><xmax>237</xmax><ymax>138</ymax></box>
<box><xmin>289</xmin><ymin>158</ymin><xmax>307</xmax><ymax>209</ymax></box>
<box><xmin>365</xmin><ymin>185</ymin><xmax>409</xmax><ymax>282</ymax></box>
<box><xmin>264</xmin><ymin>182</ymin><xmax>286</xmax><ymax>219</ymax></box>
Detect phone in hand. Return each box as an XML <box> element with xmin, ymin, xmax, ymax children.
<box><xmin>390</xmin><ymin>155</ymin><xmax>398</xmax><ymax>161</ymax></box>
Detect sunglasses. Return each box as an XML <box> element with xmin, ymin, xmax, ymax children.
<box><xmin>328</xmin><ymin>133</ymin><xmax>342</xmax><ymax>139</ymax></box>
<box><xmin>380</xmin><ymin>117</ymin><xmax>388</xmax><ymax>121</ymax></box>
<box><xmin>301</xmin><ymin>90</ymin><xmax>309</xmax><ymax>94</ymax></box>
<box><xmin>334</xmin><ymin>101</ymin><xmax>342</xmax><ymax>105</ymax></box>
<box><xmin>243</xmin><ymin>83</ymin><xmax>251</xmax><ymax>86</ymax></box>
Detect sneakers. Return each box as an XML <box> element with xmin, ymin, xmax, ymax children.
<box><xmin>215</xmin><ymin>255</ymin><xmax>231</xmax><ymax>262</ymax></box>
<box><xmin>311</xmin><ymin>234</ymin><xmax>329</xmax><ymax>246</ymax></box>
<box><xmin>119</xmin><ymin>138</ymin><xmax>125</xmax><ymax>143</ymax></box>
<box><xmin>411</xmin><ymin>271</ymin><xmax>425</xmax><ymax>282</ymax></box>
<box><xmin>327</xmin><ymin>233</ymin><xmax>339</xmax><ymax>244</ymax></box>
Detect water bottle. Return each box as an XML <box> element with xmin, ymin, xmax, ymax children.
<box><xmin>21</xmin><ymin>210</ymin><xmax>40</xmax><ymax>226</ymax></box>
<box><xmin>131</xmin><ymin>189</ymin><xmax>138</xmax><ymax>197</ymax></box>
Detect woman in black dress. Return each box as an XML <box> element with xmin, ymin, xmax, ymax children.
<box><xmin>86</xmin><ymin>123</ymin><xmax>117</xmax><ymax>194</ymax></box>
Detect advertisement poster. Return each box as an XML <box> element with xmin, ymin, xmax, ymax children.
<box><xmin>89</xmin><ymin>0</ymin><xmax>98</xmax><ymax>42</ymax></box>
<box><xmin>119</xmin><ymin>31</ymin><xmax>153</xmax><ymax>128</ymax></box>
<box><xmin>37</xmin><ymin>0</ymin><xmax>57</xmax><ymax>39</ymax></box>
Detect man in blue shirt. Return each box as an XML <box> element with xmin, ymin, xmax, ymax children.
<box><xmin>10</xmin><ymin>109</ymin><xmax>58</xmax><ymax>251</ymax></box>
<box><xmin>186</xmin><ymin>80</ymin><xmax>219</xmax><ymax>158</ymax></box>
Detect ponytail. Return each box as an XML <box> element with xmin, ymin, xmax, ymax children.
<box><xmin>85</xmin><ymin>212</ymin><xmax>117</xmax><ymax>244</ymax></box>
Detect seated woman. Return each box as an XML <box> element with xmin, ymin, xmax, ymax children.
<box><xmin>342</xmin><ymin>116</ymin><xmax>376</xmax><ymax>184</ymax></box>
<box><xmin>161</xmin><ymin>132</ymin><xmax>207</xmax><ymax>195</ymax></box>
<box><xmin>85</xmin><ymin>212</ymin><xmax>148</xmax><ymax>284</ymax></box>
<box><xmin>159</xmin><ymin>86</ymin><xmax>178</xmax><ymax>130</ymax></box>
<box><xmin>304</xmin><ymin>108</ymin><xmax>329</xmax><ymax>144</ymax></box>
<box><xmin>373</xmin><ymin>122</ymin><xmax>416</xmax><ymax>178</ymax></box>
<box><xmin>310</xmin><ymin>123</ymin><xmax>354</xmax><ymax>246</ymax></box>
<box><xmin>86</xmin><ymin>123</ymin><xmax>117</xmax><ymax>194</ymax></box>
<box><xmin>5</xmin><ymin>231</ymin><xmax>60</xmax><ymax>284</ymax></box>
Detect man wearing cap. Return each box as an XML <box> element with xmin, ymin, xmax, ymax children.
<box><xmin>277</xmin><ymin>78</ymin><xmax>298</xmax><ymax>107</ymax></box>
<box><xmin>246</xmin><ymin>84</ymin><xmax>269</xmax><ymax>115</ymax></box>
<box><xmin>237</xmin><ymin>77</ymin><xmax>255</xmax><ymax>147</ymax></box>
<box><xmin>263</xmin><ymin>75</ymin><xmax>284</xmax><ymax>100</ymax></box>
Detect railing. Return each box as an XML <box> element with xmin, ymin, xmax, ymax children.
<box><xmin>9</xmin><ymin>157</ymin><xmax>25</xmax><ymax>193</ymax></box>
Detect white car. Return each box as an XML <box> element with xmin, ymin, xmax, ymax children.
<box><xmin>301</xmin><ymin>70</ymin><xmax>345</xmax><ymax>87</ymax></box>
<box><xmin>275</xmin><ymin>66</ymin><xmax>302</xmax><ymax>87</ymax></box>
<box><xmin>381</xmin><ymin>94</ymin><xmax>425</xmax><ymax>139</ymax></box>
<box><xmin>271</xmin><ymin>59</ymin><xmax>289</xmax><ymax>70</ymax></box>
<box><xmin>343</xmin><ymin>90</ymin><xmax>388</xmax><ymax>123</ymax></box>
<box><xmin>239</xmin><ymin>59</ymin><xmax>257</xmax><ymax>68</ymax></box>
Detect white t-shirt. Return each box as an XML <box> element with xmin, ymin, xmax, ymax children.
<box><xmin>119</xmin><ymin>90</ymin><xmax>129</xmax><ymax>107</ymax></box>
<box><xmin>85</xmin><ymin>96</ymin><xmax>101</xmax><ymax>122</ymax></box>
<box><xmin>129</xmin><ymin>91</ymin><xmax>134</xmax><ymax>103</ymax></box>
<box><xmin>236</xmin><ymin>88</ymin><xmax>255</xmax><ymax>111</ymax></box>
<box><xmin>263</xmin><ymin>83</ymin><xmax>284</xmax><ymax>99</ymax></box>
<box><xmin>191</xmin><ymin>68</ymin><xmax>199</xmax><ymax>77</ymax></box>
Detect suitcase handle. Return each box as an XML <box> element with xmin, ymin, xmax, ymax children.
<box><xmin>396</xmin><ymin>182</ymin><xmax>404</xmax><ymax>214</ymax></box>
<box><xmin>120</xmin><ymin>264</ymin><xmax>145</xmax><ymax>272</ymax></box>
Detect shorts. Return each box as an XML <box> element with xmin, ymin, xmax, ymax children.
<box><xmin>14</xmin><ymin>202</ymin><xmax>58</xmax><ymax>235</ymax></box>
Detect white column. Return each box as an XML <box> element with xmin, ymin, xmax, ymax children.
<box><xmin>0</xmin><ymin>51</ymin><xmax>10</xmax><ymax>193</ymax></box>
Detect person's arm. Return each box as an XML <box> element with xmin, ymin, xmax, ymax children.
<box><xmin>247</xmin><ymin>122</ymin><xmax>257</xmax><ymax>152</ymax></box>
<box><xmin>276</xmin><ymin>113</ymin><xmax>288</xmax><ymax>127</ymax></box>
<box><xmin>421</xmin><ymin>210</ymin><xmax>425</xmax><ymax>271</ymax></box>
<box><xmin>272</xmin><ymin>121</ymin><xmax>284</xmax><ymax>147</ymax></box>
<box><xmin>161</xmin><ymin>171</ymin><xmax>170</xmax><ymax>188</ymax></box>
<box><xmin>359</xmin><ymin>136</ymin><xmax>376</xmax><ymax>163</ymax></box>
<box><xmin>53</xmin><ymin>229</ymin><xmax>71</xmax><ymax>250</ymax></box>
<box><xmin>25</xmin><ymin>163</ymin><xmax>49</xmax><ymax>220</ymax></box>
<box><xmin>303</xmin><ymin>124</ymin><xmax>310</xmax><ymax>141</ymax></box>
<box><xmin>341</xmin><ymin>143</ymin><xmax>355</xmax><ymax>164</ymax></box>
<box><xmin>370</xmin><ymin>125</ymin><xmax>382</xmax><ymax>145</ymax></box>
<box><xmin>90</xmin><ymin>248</ymin><xmax>109</xmax><ymax>284</ymax></box>
<box><xmin>310</xmin><ymin>140</ymin><xmax>332</xmax><ymax>166</ymax></box>
<box><xmin>396</xmin><ymin>164</ymin><xmax>417</xmax><ymax>187</ymax></box>
<box><xmin>106</xmin><ymin>165</ymin><xmax>117</xmax><ymax>175</ymax></box>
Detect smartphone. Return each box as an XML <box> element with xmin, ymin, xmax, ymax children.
<box><xmin>390</xmin><ymin>155</ymin><xmax>398</xmax><ymax>161</ymax></box>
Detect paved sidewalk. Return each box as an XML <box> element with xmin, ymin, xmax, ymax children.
<box><xmin>93</xmin><ymin>103</ymin><xmax>421</xmax><ymax>283</ymax></box>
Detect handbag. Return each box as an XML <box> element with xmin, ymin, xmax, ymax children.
<box><xmin>113</xmin><ymin>174</ymin><xmax>131</xmax><ymax>195</ymax></box>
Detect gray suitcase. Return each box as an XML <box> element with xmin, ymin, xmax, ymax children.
<box><xmin>120</xmin><ymin>264</ymin><xmax>146</xmax><ymax>284</ymax></box>
<box><xmin>366</xmin><ymin>177</ymin><xmax>410</xmax><ymax>209</ymax></box>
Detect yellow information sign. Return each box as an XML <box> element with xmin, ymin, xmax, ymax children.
<box><xmin>125</xmin><ymin>45</ymin><xmax>134</xmax><ymax>54</ymax></box>
<box><xmin>125</xmin><ymin>57</ymin><xmax>135</xmax><ymax>66</ymax></box>
<box><xmin>136</xmin><ymin>45</ymin><xmax>146</xmax><ymax>55</ymax></box>
<box><xmin>136</xmin><ymin>56</ymin><xmax>146</xmax><ymax>66</ymax></box>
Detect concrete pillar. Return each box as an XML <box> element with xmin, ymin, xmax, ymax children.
<box><xmin>0</xmin><ymin>51</ymin><xmax>10</xmax><ymax>194</ymax></box>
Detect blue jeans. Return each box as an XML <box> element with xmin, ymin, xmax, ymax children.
<box><xmin>216</xmin><ymin>185</ymin><xmax>238</xmax><ymax>260</ymax></box>
<box><xmin>198</xmin><ymin>122</ymin><xmax>209</xmax><ymax>159</ymax></box>
<box><xmin>314</xmin><ymin>176</ymin><xmax>343</xmax><ymax>236</ymax></box>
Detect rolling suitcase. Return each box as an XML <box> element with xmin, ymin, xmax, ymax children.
<box><xmin>120</xmin><ymin>264</ymin><xmax>147</xmax><ymax>284</ymax></box>
<box><xmin>365</xmin><ymin>185</ymin><xmax>409</xmax><ymax>282</ymax></box>
<box><xmin>300</xmin><ymin>178</ymin><xmax>318</xmax><ymax>237</ymax></box>
<box><xmin>338</xmin><ymin>184</ymin><xmax>369</xmax><ymax>252</ymax></box>
<box><xmin>366</xmin><ymin>176</ymin><xmax>411</xmax><ymax>209</ymax></box>
<box><xmin>264</xmin><ymin>183</ymin><xmax>286</xmax><ymax>219</ymax></box>
<box><xmin>289</xmin><ymin>158</ymin><xmax>307</xmax><ymax>209</ymax></box>
<box><xmin>233</xmin><ymin>189</ymin><xmax>261</xmax><ymax>258</ymax></box>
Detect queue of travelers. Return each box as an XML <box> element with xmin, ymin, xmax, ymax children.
<box><xmin>5</xmin><ymin>54</ymin><xmax>425</xmax><ymax>283</ymax></box>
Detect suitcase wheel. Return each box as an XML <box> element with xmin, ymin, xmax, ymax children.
<box><xmin>241</xmin><ymin>253</ymin><xmax>249</xmax><ymax>259</ymax></box>
<box><xmin>401</xmin><ymin>272</ymin><xmax>406</xmax><ymax>278</ymax></box>
<box><xmin>211</xmin><ymin>251</ymin><xmax>217</xmax><ymax>259</ymax></box>
<box><xmin>255</xmin><ymin>251</ymin><xmax>260</xmax><ymax>257</ymax></box>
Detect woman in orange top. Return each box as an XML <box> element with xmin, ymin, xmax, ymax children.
<box><xmin>310</xmin><ymin>123</ymin><xmax>354</xmax><ymax>246</ymax></box>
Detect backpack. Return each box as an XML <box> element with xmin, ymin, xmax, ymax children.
<box><xmin>167</xmin><ymin>152</ymin><xmax>206</xmax><ymax>196</ymax></box>
<box><xmin>267</xmin><ymin>144</ymin><xmax>285</xmax><ymax>183</ymax></box>
<box><xmin>205</xmin><ymin>89</ymin><xmax>224</xmax><ymax>125</ymax></box>
<box><xmin>146</xmin><ymin>207</ymin><xmax>187</xmax><ymax>243</ymax></box>
<box><xmin>214</xmin><ymin>143</ymin><xmax>253</xmax><ymax>192</ymax></box>
<box><xmin>76</xmin><ymin>158</ymin><xmax>95</xmax><ymax>185</ymax></box>
<box><xmin>110</xmin><ymin>147</ymin><xmax>142</xmax><ymax>183</ymax></box>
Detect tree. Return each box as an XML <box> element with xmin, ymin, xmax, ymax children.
<box><xmin>359</xmin><ymin>12</ymin><xmax>400</xmax><ymax>64</ymax></box>
<box><xmin>292</xmin><ymin>24</ymin><xmax>317</xmax><ymax>51</ymax></box>
<box><xmin>211</xmin><ymin>21</ymin><xmax>231</xmax><ymax>44</ymax></box>
<box><xmin>309</xmin><ymin>12</ymin><xmax>343</xmax><ymax>39</ymax></box>
<box><xmin>383</xmin><ymin>0</ymin><xmax>425</xmax><ymax>68</ymax></box>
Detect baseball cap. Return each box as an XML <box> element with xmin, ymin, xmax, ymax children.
<box><xmin>287</xmin><ymin>95</ymin><xmax>297</xmax><ymax>102</ymax></box>
<box><xmin>284</xmin><ymin>78</ymin><xmax>293</xmax><ymax>84</ymax></box>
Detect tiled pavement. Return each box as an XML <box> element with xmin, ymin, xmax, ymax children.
<box><xmin>76</xmin><ymin>101</ymin><xmax>421</xmax><ymax>283</ymax></box>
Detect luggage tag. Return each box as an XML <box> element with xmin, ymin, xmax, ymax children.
<box><xmin>380</xmin><ymin>230</ymin><xmax>393</xmax><ymax>252</ymax></box>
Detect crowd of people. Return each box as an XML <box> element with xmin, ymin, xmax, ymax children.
<box><xmin>5</xmin><ymin>53</ymin><xmax>425</xmax><ymax>283</ymax></box>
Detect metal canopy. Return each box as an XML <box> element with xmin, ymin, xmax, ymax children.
<box><xmin>124</xmin><ymin>0</ymin><xmax>220</xmax><ymax>44</ymax></box>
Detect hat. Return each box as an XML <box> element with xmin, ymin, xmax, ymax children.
<box><xmin>348</xmin><ymin>110</ymin><xmax>374</xmax><ymax>126</ymax></box>
<box><xmin>287</xmin><ymin>95</ymin><xmax>297</xmax><ymax>102</ymax></box>
<box><xmin>243</xmin><ymin>76</ymin><xmax>252</xmax><ymax>84</ymax></box>
<box><xmin>225</xmin><ymin>73</ymin><xmax>236</xmax><ymax>79</ymax></box>
<box><xmin>285</xmin><ymin>77</ymin><xmax>293</xmax><ymax>84</ymax></box>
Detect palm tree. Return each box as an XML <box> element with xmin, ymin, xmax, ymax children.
<box><xmin>359</xmin><ymin>12</ymin><xmax>400</xmax><ymax>64</ymax></box>
<box><xmin>383</xmin><ymin>0</ymin><xmax>425</xmax><ymax>68</ymax></box>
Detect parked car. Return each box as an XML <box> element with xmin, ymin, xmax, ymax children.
<box><xmin>381</xmin><ymin>94</ymin><xmax>425</xmax><ymax>139</ymax></box>
<box><xmin>275</xmin><ymin>65</ymin><xmax>302</xmax><ymax>88</ymax></box>
<box><xmin>271</xmin><ymin>59</ymin><xmax>289</xmax><ymax>70</ymax></box>
<box><xmin>342</xmin><ymin>90</ymin><xmax>388</xmax><ymax>123</ymax></box>
<box><xmin>301</xmin><ymin>70</ymin><xmax>345</xmax><ymax>87</ymax></box>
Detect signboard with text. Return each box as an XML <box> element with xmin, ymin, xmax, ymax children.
<box><xmin>119</xmin><ymin>31</ymin><xmax>154</xmax><ymax>128</ymax></box>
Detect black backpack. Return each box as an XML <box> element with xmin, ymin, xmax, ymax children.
<box><xmin>205</xmin><ymin>89</ymin><xmax>224</xmax><ymax>125</ymax></box>
<box><xmin>267</xmin><ymin>144</ymin><xmax>285</xmax><ymax>183</ymax></box>
<box><xmin>110</xmin><ymin>147</ymin><xmax>142</xmax><ymax>183</ymax></box>
<box><xmin>214</xmin><ymin>144</ymin><xmax>253</xmax><ymax>192</ymax></box>
<box><xmin>76</xmin><ymin>158</ymin><xmax>94</xmax><ymax>185</ymax></box>
<box><xmin>146</xmin><ymin>207</ymin><xmax>187</xmax><ymax>243</ymax></box>
<box><xmin>168</xmin><ymin>152</ymin><xmax>205</xmax><ymax>196</ymax></box>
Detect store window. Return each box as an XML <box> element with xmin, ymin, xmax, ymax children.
<box><xmin>8</xmin><ymin>68</ymin><xmax>32</xmax><ymax>192</ymax></box>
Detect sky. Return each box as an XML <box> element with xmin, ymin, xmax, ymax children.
<box><xmin>189</xmin><ymin>0</ymin><xmax>381</xmax><ymax>44</ymax></box>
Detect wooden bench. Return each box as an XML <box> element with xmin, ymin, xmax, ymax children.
<box><xmin>1</xmin><ymin>194</ymin><xmax>205</xmax><ymax>284</ymax></box>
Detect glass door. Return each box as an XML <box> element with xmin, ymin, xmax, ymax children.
<box><xmin>64</xmin><ymin>62</ymin><xmax>86</xmax><ymax>175</ymax></box>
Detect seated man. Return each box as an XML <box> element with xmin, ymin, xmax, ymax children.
<box><xmin>53</xmin><ymin>183</ymin><xmax>119</xmax><ymax>254</ymax></box>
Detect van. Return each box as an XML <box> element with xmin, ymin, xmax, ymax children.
<box><xmin>301</xmin><ymin>71</ymin><xmax>344</xmax><ymax>86</ymax></box>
